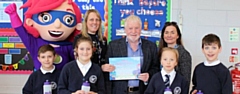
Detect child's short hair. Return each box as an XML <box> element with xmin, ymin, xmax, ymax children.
<box><xmin>202</xmin><ymin>34</ymin><xmax>221</xmax><ymax>48</ymax></box>
<box><xmin>161</xmin><ymin>47</ymin><xmax>179</xmax><ymax>62</ymax></box>
<box><xmin>38</xmin><ymin>45</ymin><xmax>55</xmax><ymax>56</ymax></box>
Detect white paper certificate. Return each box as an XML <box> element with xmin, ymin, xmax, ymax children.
<box><xmin>109</xmin><ymin>57</ymin><xmax>140</xmax><ymax>80</ymax></box>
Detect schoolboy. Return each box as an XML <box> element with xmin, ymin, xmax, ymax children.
<box><xmin>145</xmin><ymin>47</ymin><xmax>189</xmax><ymax>94</ymax></box>
<box><xmin>191</xmin><ymin>33</ymin><xmax>232</xmax><ymax>94</ymax></box>
<box><xmin>23</xmin><ymin>44</ymin><xmax>61</xmax><ymax>94</ymax></box>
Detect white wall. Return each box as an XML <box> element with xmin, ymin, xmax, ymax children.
<box><xmin>0</xmin><ymin>74</ymin><xmax>28</xmax><ymax>94</ymax></box>
<box><xmin>1</xmin><ymin>0</ymin><xmax>240</xmax><ymax>93</ymax></box>
<box><xmin>172</xmin><ymin>0</ymin><xmax>240</xmax><ymax>69</ymax></box>
<box><xmin>172</xmin><ymin>0</ymin><xmax>240</xmax><ymax>89</ymax></box>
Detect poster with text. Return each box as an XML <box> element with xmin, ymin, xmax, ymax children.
<box><xmin>108</xmin><ymin>0</ymin><xmax>171</xmax><ymax>44</ymax></box>
<box><xmin>0</xmin><ymin>0</ymin><xmax>33</xmax><ymax>74</ymax></box>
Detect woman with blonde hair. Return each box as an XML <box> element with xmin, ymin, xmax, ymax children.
<box><xmin>73</xmin><ymin>9</ymin><xmax>110</xmax><ymax>94</ymax></box>
<box><xmin>73</xmin><ymin>9</ymin><xmax>107</xmax><ymax>66</ymax></box>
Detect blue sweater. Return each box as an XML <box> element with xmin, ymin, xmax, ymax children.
<box><xmin>191</xmin><ymin>63</ymin><xmax>232</xmax><ymax>94</ymax></box>
<box><xmin>57</xmin><ymin>60</ymin><xmax>105</xmax><ymax>94</ymax></box>
<box><xmin>22</xmin><ymin>69</ymin><xmax>61</xmax><ymax>94</ymax></box>
<box><xmin>144</xmin><ymin>72</ymin><xmax>189</xmax><ymax>94</ymax></box>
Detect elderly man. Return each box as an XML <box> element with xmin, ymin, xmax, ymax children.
<box><xmin>102</xmin><ymin>15</ymin><xmax>160</xmax><ymax>94</ymax></box>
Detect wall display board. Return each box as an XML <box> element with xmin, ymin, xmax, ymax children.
<box><xmin>108</xmin><ymin>0</ymin><xmax>171</xmax><ymax>45</ymax></box>
<box><xmin>0</xmin><ymin>0</ymin><xmax>171</xmax><ymax>74</ymax></box>
<box><xmin>0</xmin><ymin>0</ymin><xmax>32</xmax><ymax>74</ymax></box>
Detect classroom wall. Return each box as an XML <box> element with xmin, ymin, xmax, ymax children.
<box><xmin>0</xmin><ymin>0</ymin><xmax>239</xmax><ymax>93</ymax></box>
<box><xmin>171</xmin><ymin>0</ymin><xmax>240</xmax><ymax>90</ymax></box>
<box><xmin>172</xmin><ymin>0</ymin><xmax>240</xmax><ymax>69</ymax></box>
<box><xmin>0</xmin><ymin>74</ymin><xmax>28</xmax><ymax>94</ymax></box>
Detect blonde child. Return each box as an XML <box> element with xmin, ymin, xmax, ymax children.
<box><xmin>145</xmin><ymin>47</ymin><xmax>189</xmax><ymax>94</ymax></box>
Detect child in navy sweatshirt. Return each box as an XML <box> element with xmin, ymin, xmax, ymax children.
<box><xmin>191</xmin><ymin>34</ymin><xmax>232</xmax><ymax>94</ymax></box>
<box><xmin>23</xmin><ymin>45</ymin><xmax>61</xmax><ymax>94</ymax></box>
<box><xmin>145</xmin><ymin>47</ymin><xmax>189</xmax><ymax>94</ymax></box>
<box><xmin>58</xmin><ymin>36</ymin><xmax>105</xmax><ymax>94</ymax></box>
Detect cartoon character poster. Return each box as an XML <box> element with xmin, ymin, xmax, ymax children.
<box><xmin>0</xmin><ymin>1</ymin><xmax>32</xmax><ymax>74</ymax></box>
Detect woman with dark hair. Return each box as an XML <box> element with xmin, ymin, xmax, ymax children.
<box><xmin>159</xmin><ymin>22</ymin><xmax>192</xmax><ymax>85</ymax></box>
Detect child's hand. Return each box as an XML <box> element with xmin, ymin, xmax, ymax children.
<box><xmin>191</xmin><ymin>90</ymin><xmax>197</xmax><ymax>94</ymax></box>
<box><xmin>87</xmin><ymin>91</ymin><xmax>97</xmax><ymax>94</ymax></box>
<box><xmin>72</xmin><ymin>90</ymin><xmax>85</xmax><ymax>94</ymax></box>
<box><xmin>101</xmin><ymin>64</ymin><xmax>115</xmax><ymax>72</ymax></box>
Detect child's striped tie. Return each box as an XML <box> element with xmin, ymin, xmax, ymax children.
<box><xmin>164</xmin><ymin>74</ymin><xmax>170</xmax><ymax>87</ymax></box>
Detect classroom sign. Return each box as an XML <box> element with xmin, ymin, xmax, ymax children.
<box><xmin>109</xmin><ymin>0</ymin><xmax>171</xmax><ymax>43</ymax></box>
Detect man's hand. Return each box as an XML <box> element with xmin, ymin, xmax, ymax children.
<box><xmin>138</xmin><ymin>73</ymin><xmax>149</xmax><ymax>82</ymax></box>
<box><xmin>101</xmin><ymin>64</ymin><xmax>115</xmax><ymax>72</ymax></box>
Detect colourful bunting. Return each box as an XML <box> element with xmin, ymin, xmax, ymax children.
<box><xmin>24</xmin><ymin>54</ymin><xmax>29</xmax><ymax>61</ymax></box>
<box><xmin>2</xmin><ymin>65</ymin><xmax>8</xmax><ymax>71</ymax></box>
<box><xmin>8</xmin><ymin>65</ymin><xmax>13</xmax><ymax>70</ymax></box>
<box><xmin>13</xmin><ymin>63</ymin><xmax>18</xmax><ymax>69</ymax></box>
<box><xmin>19</xmin><ymin>59</ymin><xmax>25</xmax><ymax>65</ymax></box>
<box><xmin>0</xmin><ymin>53</ymin><xmax>29</xmax><ymax>71</ymax></box>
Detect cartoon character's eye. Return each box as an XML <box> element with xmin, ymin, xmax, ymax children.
<box><xmin>63</xmin><ymin>15</ymin><xmax>74</xmax><ymax>25</ymax></box>
<box><xmin>40</xmin><ymin>13</ymin><xmax>52</xmax><ymax>23</ymax></box>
